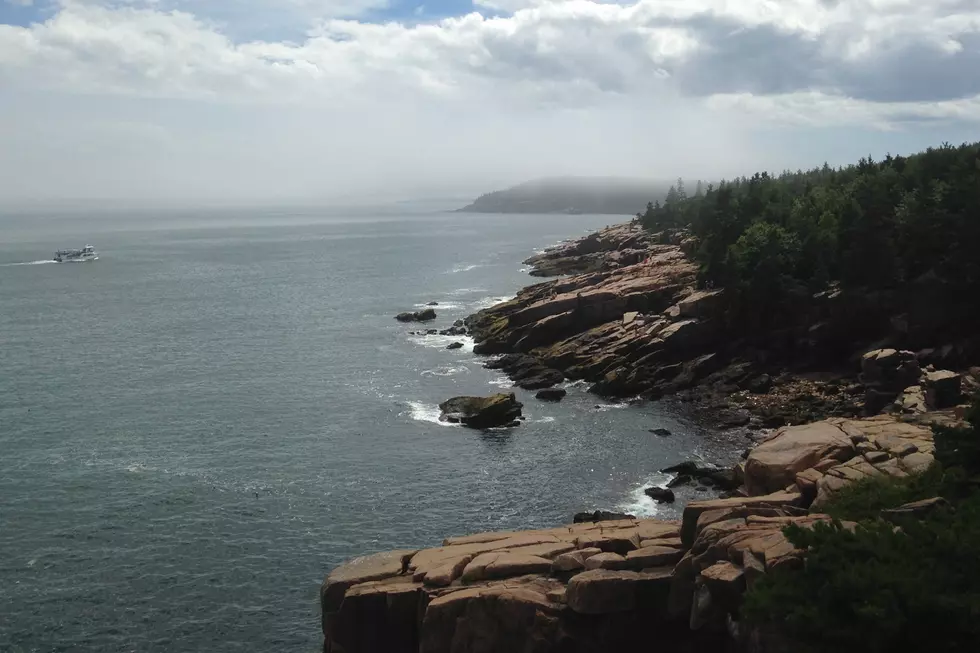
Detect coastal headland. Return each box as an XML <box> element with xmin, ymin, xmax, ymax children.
<box><xmin>323</xmin><ymin>214</ymin><xmax>978</xmax><ymax>653</ymax></box>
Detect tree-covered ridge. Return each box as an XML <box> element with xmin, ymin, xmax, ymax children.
<box><xmin>459</xmin><ymin>177</ymin><xmax>673</xmax><ymax>215</ymax></box>
<box><xmin>639</xmin><ymin>142</ymin><xmax>980</xmax><ymax>331</ymax></box>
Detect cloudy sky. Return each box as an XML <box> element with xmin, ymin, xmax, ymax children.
<box><xmin>1</xmin><ymin>0</ymin><xmax>978</xmax><ymax>205</ymax></box>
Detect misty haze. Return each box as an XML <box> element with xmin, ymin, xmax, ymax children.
<box><xmin>2</xmin><ymin>2</ymin><xmax>980</xmax><ymax>653</ymax></box>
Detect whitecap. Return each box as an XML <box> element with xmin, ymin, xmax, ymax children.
<box><xmin>447</xmin><ymin>263</ymin><xmax>483</xmax><ymax>273</ymax></box>
<box><xmin>532</xmin><ymin>416</ymin><xmax>556</xmax><ymax>423</ymax></box>
<box><xmin>403</xmin><ymin>401</ymin><xmax>454</xmax><ymax>426</ymax></box>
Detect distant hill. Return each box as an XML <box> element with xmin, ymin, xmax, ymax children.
<box><xmin>456</xmin><ymin>177</ymin><xmax>672</xmax><ymax>215</ymax></box>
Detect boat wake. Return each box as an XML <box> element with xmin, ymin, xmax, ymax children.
<box><xmin>1</xmin><ymin>259</ymin><xmax>57</xmax><ymax>266</ymax></box>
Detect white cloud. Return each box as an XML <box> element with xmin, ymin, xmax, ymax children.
<box><xmin>0</xmin><ymin>1</ymin><xmax>978</xmax><ymax>203</ymax></box>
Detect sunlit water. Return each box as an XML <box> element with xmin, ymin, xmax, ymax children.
<box><xmin>0</xmin><ymin>208</ymin><xmax>741</xmax><ymax>652</ymax></box>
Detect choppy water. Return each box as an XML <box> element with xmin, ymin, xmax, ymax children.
<box><xmin>0</xmin><ymin>208</ymin><xmax>740</xmax><ymax>652</ymax></box>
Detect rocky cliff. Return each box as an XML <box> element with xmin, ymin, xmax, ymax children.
<box><xmin>318</xmin><ymin>221</ymin><xmax>980</xmax><ymax>652</ymax></box>
<box><xmin>465</xmin><ymin>222</ymin><xmax>980</xmax><ymax>429</ymax></box>
<box><xmin>320</xmin><ymin>412</ymin><xmax>962</xmax><ymax>653</ymax></box>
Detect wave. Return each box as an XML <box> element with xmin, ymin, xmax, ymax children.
<box><xmin>403</xmin><ymin>401</ymin><xmax>454</xmax><ymax>426</ymax></box>
<box><xmin>532</xmin><ymin>416</ymin><xmax>556</xmax><ymax>423</ymax></box>
<box><xmin>488</xmin><ymin>374</ymin><xmax>514</xmax><ymax>389</ymax></box>
<box><xmin>1</xmin><ymin>259</ymin><xmax>57</xmax><ymax>266</ymax></box>
<box><xmin>420</xmin><ymin>365</ymin><xmax>471</xmax><ymax>378</ymax></box>
<box><xmin>593</xmin><ymin>402</ymin><xmax>629</xmax><ymax>412</ymax></box>
<box><xmin>561</xmin><ymin>379</ymin><xmax>589</xmax><ymax>389</ymax></box>
<box><xmin>408</xmin><ymin>333</ymin><xmax>475</xmax><ymax>352</ymax></box>
<box><xmin>447</xmin><ymin>287</ymin><xmax>488</xmax><ymax>296</ymax></box>
<box><xmin>447</xmin><ymin>263</ymin><xmax>483</xmax><ymax>273</ymax></box>
<box><xmin>470</xmin><ymin>295</ymin><xmax>514</xmax><ymax>311</ymax></box>
<box><xmin>617</xmin><ymin>473</ymin><xmax>672</xmax><ymax>518</ymax></box>
<box><xmin>413</xmin><ymin>301</ymin><xmax>463</xmax><ymax>310</ymax></box>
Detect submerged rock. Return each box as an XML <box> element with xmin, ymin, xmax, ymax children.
<box><xmin>649</xmin><ymin>427</ymin><xmax>672</xmax><ymax>437</ymax></box>
<box><xmin>438</xmin><ymin>393</ymin><xmax>523</xmax><ymax>429</ymax></box>
<box><xmin>395</xmin><ymin>308</ymin><xmax>437</xmax><ymax>322</ymax></box>
<box><xmin>446</xmin><ymin>342</ymin><xmax>464</xmax><ymax>350</ymax></box>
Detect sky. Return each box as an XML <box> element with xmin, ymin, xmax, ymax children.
<box><xmin>1</xmin><ymin>0</ymin><xmax>978</xmax><ymax>206</ymax></box>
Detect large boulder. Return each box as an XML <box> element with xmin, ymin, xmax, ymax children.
<box><xmin>535</xmin><ymin>388</ymin><xmax>567</xmax><ymax>402</ymax></box>
<box><xmin>395</xmin><ymin>308</ymin><xmax>437</xmax><ymax>322</ymax></box>
<box><xmin>860</xmin><ymin>348</ymin><xmax>921</xmax><ymax>387</ymax></box>
<box><xmin>439</xmin><ymin>394</ymin><xmax>523</xmax><ymax>429</ymax></box>
<box><xmin>923</xmin><ymin>370</ymin><xmax>962</xmax><ymax>409</ymax></box>
<box><xmin>743</xmin><ymin>421</ymin><xmax>854</xmax><ymax>496</ymax></box>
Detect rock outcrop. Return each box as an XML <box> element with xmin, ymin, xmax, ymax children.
<box><xmin>320</xmin><ymin>412</ymin><xmax>958</xmax><ymax>653</ymax></box>
<box><xmin>396</xmin><ymin>308</ymin><xmax>437</xmax><ymax>322</ymax></box>
<box><xmin>522</xmin><ymin>223</ymin><xmax>656</xmax><ymax>277</ymax></box>
<box><xmin>438</xmin><ymin>394</ymin><xmax>523</xmax><ymax>429</ymax></box>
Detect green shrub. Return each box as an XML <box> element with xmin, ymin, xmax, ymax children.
<box><xmin>818</xmin><ymin>464</ymin><xmax>949</xmax><ymax>522</ymax></box>
<box><xmin>743</xmin><ymin>397</ymin><xmax>980</xmax><ymax>652</ymax></box>
<box><xmin>743</xmin><ymin>493</ymin><xmax>980</xmax><ymax>653</ymax></box>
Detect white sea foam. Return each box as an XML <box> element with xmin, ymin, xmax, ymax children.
<box><xmin>488</xmin><ymin>374</ymin><xmax>514</xmax><ymax>389</ymax></box>
<box><xmin>1</xmin><ymin>259</ymin><xmax>57</xmax><ymax>266</ymax></box>
<box><xmin>617</xmin><ymin>473</ymin><xmax>672</xmax><ymax>518</ymax></box>
<box><xmin>404</xmin><ymin>401</ymin><xmax>454</xmax><ymax>426</ymax></box>
<box><xmin>532</xmin><ymin>416</ymin><xmax>556</xmax><ymax>423</ymax></box>
<box><xmin>471</xmin><ymin>295</ymin><xmax>513</xmax><ymax>311</ymax></box>
<box><xmin>420</xmin><ymin>365</ymin><xmax>470</xmax><ymax>378</ymax></box>
<box><xmin>408</xmin><ymin>334</ymin><xmax>475</xmax><ymax>352</ymax></box>
<box><xmin>413</xmin><ymin>301</ymin><xmax>463</xmax><ymax>310</ymax></box>
<box><xmin>593</xmin><ymin>402</ymin><xmax>629</xmax><ymax>412</ymax></box>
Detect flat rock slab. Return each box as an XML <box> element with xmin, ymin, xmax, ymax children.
<box><xmin>744</xmin><ymin>421</ymin><xmax>853</xmax><ymax>495</ymax></box>
<box><xmin>460</xmin><ymin>552</ymin><xmax>554</xmax><ymax>582</ymax></box>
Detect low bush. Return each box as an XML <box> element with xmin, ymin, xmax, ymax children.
<box><xmin>742</xmin><ymin>397</ymin><xmax>980</xmax><ymax>652</ymax></box>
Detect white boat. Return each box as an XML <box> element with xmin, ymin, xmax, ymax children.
<box><xmin>54</xmin><ymin>245</ymin><xmax>98</xmax><ymax>263</ymax></box>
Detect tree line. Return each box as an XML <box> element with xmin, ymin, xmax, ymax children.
<box><xmin>638</xmin><ymin>142</ymin><xmax>980</xmax><ymax>331</ymax></box>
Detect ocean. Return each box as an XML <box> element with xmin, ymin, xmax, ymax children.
<box><xmin>0</xmin><ymin>207</ymin><xmax>740</xmax><ymax>652</ymax></box>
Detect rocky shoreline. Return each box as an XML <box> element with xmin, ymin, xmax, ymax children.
<box><xmin>320</xmin><ymin>410</ymin><xmax>963</xmax><ymax>653</ymax></box>
<box><xmin>322</xmin><ymin>221</ymin><xmax>980</xmax><ymax>652</ymax></box>
<box><xmin>464</xmin><ymin>221</ymin><xmax>979</xmax><ymax>429</ymax></box>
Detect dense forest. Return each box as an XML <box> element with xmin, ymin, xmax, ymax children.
<box><xmin>459</xmin><ymin>177</ymin><xmax>672</xmax><ymax>215</ymax></box>
<box><xmin>639</xmin><ymin>142</ymin><xmax>980</xmax><ymax>337</ymax></box>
